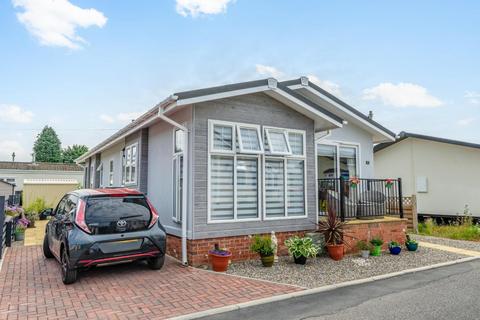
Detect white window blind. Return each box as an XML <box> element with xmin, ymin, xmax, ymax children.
<box><xmin>210</xmin><ymin>155</ymin><xmax>235</xmax><ymax>220</ymax></box>
<box><xmin>287</xmin><ymin>160</ymin><xmax>305</xmax><ymax>216</ymax></box>
<box><xmin>265</xmin><ymin>159</ymin><xmax>285</xmax><ymax>217</ymax></box>
<box><xmin>236</xmin><ymin>158</ymin><xmax>259</xmax><ymax>219</ymax></box>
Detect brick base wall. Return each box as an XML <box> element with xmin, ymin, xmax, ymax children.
<box><xmin>344</xmin><ymin>218</ymin><xmax>408</xmax><ymax>252</ymax></box>
<box><xmin>166</xmin><ymin>218</ymin><xmax>407</xmax><ymax>266</ymax></box>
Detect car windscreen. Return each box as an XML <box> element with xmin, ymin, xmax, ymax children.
<box><xmin>85</xmin><ymin>195</ymin><xmax>151</xmax><ymax>234</ymax></box>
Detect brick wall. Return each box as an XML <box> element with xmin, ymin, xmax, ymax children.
<box><xmin>167</xmin><ymin>218</ymin><xmax>407</xmax><ymax>266</ymax></box>
<box><xmin>344</xmin><ymin>218</ymin><xmax>408</xmax><ymax>252</ymax></box>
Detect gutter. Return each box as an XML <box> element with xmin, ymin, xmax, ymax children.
<box><xmin>157</xmin><ymin>98</ymin><xmax>189</xmax><ymax>267</ymax></box>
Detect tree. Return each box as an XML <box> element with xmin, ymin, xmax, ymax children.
<box><xmin>62</xmin><ymin>145</ymin><xmax>88</xmax><ymax>163</ymax></box>
<box><xmin>33</xmin><ymin>126</ymin><xmax>62</xmax><ymax>162</ymax></box>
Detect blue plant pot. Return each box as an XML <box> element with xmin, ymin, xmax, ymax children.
<box><xmin>389</xmin><ymin>246</ymin><xmax>401</xmax><ymax>255</ymax></box>
<box><xmin>406</xmin><ymin>243</ymin><xmax>418</xmax><ymax>252</ymax></box>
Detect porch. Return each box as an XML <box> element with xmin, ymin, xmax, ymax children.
<box><xmin>318</xmin><ymin>177</ymin><xmax>404</xmax><ymax>221</ymax></box>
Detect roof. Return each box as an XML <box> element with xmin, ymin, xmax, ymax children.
<box><xmin>0</xmin><ymin>179</ymin><xmax>14</xmax><ymax>187</ymax></box>
<box><xmin>374</xmin><ymin>132</ymin><xmax>480</xmax><ymax>153</ymax></box>
<box><xmin>281</xmin><ymin>78</ymin><xmax>396</xmax><ymax>143</ymax></box>
<box><xmin>72</xmin><ymin>188</ymin><xmax>143</xmax><ymax>197</ymax></box>
<box><xmin>77</xmin><ymin>77</ymin><xmax>348</xmax><ymax>163</ymax></box>
<box><xmin>0</xmin><ymin>161</ymin><xmax>84</xmax><ymax>172</ymax></box>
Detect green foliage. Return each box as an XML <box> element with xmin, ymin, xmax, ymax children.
<box><xmin>418</xmin><ymin>218</ymin><xmax>480</xmax><ymax>241</ymax></box>
<box><xmin>62</xmin><ymin>144</ymin><xmax>88</xmax><ymax>163</ymax></box>
<box><xmin>317</xmin><ymin>205</ymin><xmax>348</xmax><ymax>245</ymax></box>
<box><xmin>405</xmin><ymin>235</ymin><xmax>418</xmax><ymax>245</ymax></box>
<box><xmin>356</xmin><ymin>240</ymin><xmax>371</xmax><ymax>251</ymax></box>
<box><xmin>33</xmin><ymin>126</ymin><xmax>62</xmax><ymax>162</ymax></box>
<box><xmin>25</xmin><ymin>198</ymin><xmax>49</xmax><ymax>214</ymax></box>
<box><xmin>388</xmin><ymin>241</ymin><xmax>401</xmax><ymax>248</ymax></box>
<box><xmin>370</xmin><ymin>237</ymin><xmax>384</xmax><ymax>246</ymax></box>
<box><xmin>285</xmin><ymin>236</ymin><xmax>319</xmax><ymax>258</ymax></box>
<box><xmin>250</xmin><ymin>235</ymin><xmax>275</xmax><ymax>257</ymax></box>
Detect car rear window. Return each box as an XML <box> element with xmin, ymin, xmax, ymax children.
<box><xmin>85</xmin><ymin>195</ymin><xmax>151</xmax><ymax>234</ymax></box>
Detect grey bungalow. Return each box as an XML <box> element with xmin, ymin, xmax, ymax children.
<box><xmin>77</xmin><ymin>77</ymin><xmax>397</xmax><ymax>265</ymax></box>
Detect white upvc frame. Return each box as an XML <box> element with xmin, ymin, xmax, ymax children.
<box><xmin>89</xmin><ymin>162</ymin><xmax>94</xmax><ymax>188</ymax></box>
<box><xmin>263</xmin><ymin>129</ymin><xmax>308</xmax><ymax>220</ymax></box>
<box><xmin>124</xmin><ymin>142</ymin><xmax>138</xmax><ymax>185</ymax></box>
<box><xmin>96</xmin><ymin>162</ymin><xmax>104</xmax><ymax>188</ymax></box>
<box><xmin>172</xmin><ymin>125</ymin><xmax>186</xmax><ymax>223</ymax></box>
<box><xmin>316</xmin><ymin>139</ymin><xmax>361</xmax><ymax>178</ymax></box>
<box><xmin>237</xmin><ymin>124</ymin><xmax>264</xmax><ymax>154</ymax></box>
<box><xmin>264</xmin><ymin>126</ymin><xmax>292</xmax><ymax>156</ymax></box>
<box><xmin>108</xmin><ymin>160</ymin><xmax>114</xmax><ymax>187</ymax></box>
<box><xmin>209</xmin><ymin>119</ymin><xmax>236</xmax><ymax>154</ymax></box>
<box><xmin>287</xmin><ymin>128</ymin><xmax>307</xmax><ymax>157</ymax></box>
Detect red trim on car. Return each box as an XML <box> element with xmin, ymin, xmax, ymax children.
<box><xmin>78</xmin><ymin>250</ymin><xmax>160</xmax><ymax>267</ymax></box>
<box><xmin>75</xmin><ymin>199</ymin><xmax>91</xmax><ymax>234</ymax></box>
<box><xmin>146</xmin><ymin>198</ymin><xmax>159</xmax><ymax>228</ymax></box>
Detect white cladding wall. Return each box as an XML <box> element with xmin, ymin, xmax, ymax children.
<box><xmin>0</xmin><ymin>170</ymin><xmax>84</xmax><ymax>190</ymax></box>
<box><xmin>375</xmin><ymin>138</ymin><xmax>480</xmax><ymax>216</ymax></box>
<box><xmin>99</xmin><ymin>142</ymin><xmax>124</xmax><ymax>187</ymax></box>
<box><xmin>319</xmin><ymin>122</ymin><xmax>375</xmax><ymax>178</ymax></box>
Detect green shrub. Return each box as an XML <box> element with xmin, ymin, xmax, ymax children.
<box><xmin>388</xmin><ymin>241</ymin><xmax>401</xmax><ymax>248</ymax></box>
<box><xmin>285</xmin><ymin>236</ymin><xmax>319</xmax><ymax>258</ymax></box>
<box><xmin>418</xmin><ymin>219</ymin><xmax>480</xmax><ymax>241</ymax></box>
<box><xmin>356</xmin><ymin>240</ymin><xmax>371</xmax><ymax>251</ymax></box>
<box><xmin>370</xmin><ymin>237</ymin><xmax>384</xmax><ymax>246</ymax></box>
<box><xmin>25</xmin><ymin>198</ymin><xmax>49</xmax><ymax>214</ymax></box>
<box><xmin>250</xmin><ymin>235</ymin><xmax>275</xmax><ymax>257</ymax></box>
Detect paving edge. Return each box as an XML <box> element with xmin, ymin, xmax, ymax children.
<box><xmin>169</xmin><ymin>256</ymin><xmax>480</xmax><ymax>320</ymax></box>
<box><xmin>0</xmin><ymin>247</ymin><xmax>7</xmax><ymax>273</ymax></box>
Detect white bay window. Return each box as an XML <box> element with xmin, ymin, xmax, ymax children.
<box><xmin>208</xmin><ymin>120</ymin><xmax>307</xmax><ymax>222</ymax></box>
<box><xmin>124</xmin><ymin>143</ymin><xmax>138</xmax><ymax>185</ymax></box>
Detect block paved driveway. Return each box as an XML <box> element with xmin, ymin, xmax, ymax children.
<box><xmin>0</xmin><ymin>246</ymin><xmax>300</xmax><ymax>320</ymax></box>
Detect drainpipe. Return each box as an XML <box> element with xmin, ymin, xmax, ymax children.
<box><xmin>157</xmin><ymin>98</ymin><xmax>189</xmax><ymax>266</ymax></box>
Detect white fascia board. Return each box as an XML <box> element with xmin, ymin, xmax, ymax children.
<box><xmin>266</xmin><ymin>89</ymin><xmax>343</xmax><ymax>129</ymax></box>
<box><xmin>174</xmin><ymin>85</ymin><xmax>272</xmax><ymax>107</ymax></box>
<box><xmin>300</xmin><ymin>86</ymin><xmax>395</xmax><ymax>142</ymax></box>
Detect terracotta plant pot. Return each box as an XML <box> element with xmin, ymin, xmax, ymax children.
<box><xmin>327</xmin><ymin>244</ymin><xmax>344</xmax><ymax>261</ymax></box>
<box><xmin>260</xmin><ymin>254</ymin><xmax>274</xmax><ymax>267</ymax></box>
<box><xmin>209</xmin><ymin>252</ymin><xmax>232</xmax><ymax>272</ymax></box>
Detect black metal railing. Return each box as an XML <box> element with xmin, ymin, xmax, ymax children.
<box><xmin>318</xmin><ymin>177</ymin><xmax>403</xmax><ymax>221</ymax></box>
<box><xmin>0</xmin><ymin>196</ymin><xmax>13</xmax><ymax>260</ymax></box>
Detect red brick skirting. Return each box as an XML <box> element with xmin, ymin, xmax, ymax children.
<box><xmin>167</xmin><ymin>218</ymin><xmax>407</xmax><ymax>266</ymax></box>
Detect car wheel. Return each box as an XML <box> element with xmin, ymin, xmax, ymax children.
<box><xmin>61</xmin><ymin>249</ymin><xmax>77</xmax><ymax>285</ymax></box>
<box><xmin>147</xmin><ymin>255</ymin><xmax>165</xmax><ymax>270</ymax></box>
<box><xmin>43</xmin><ymin>236</ymin><xmax>54</xmax><ymax>259</ymax></box>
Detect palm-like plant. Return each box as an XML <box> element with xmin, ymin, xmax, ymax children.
<box><xmin>317</xmin><ymin>205</ymin><xmax>348</xmax><ymax>245</ymax></box>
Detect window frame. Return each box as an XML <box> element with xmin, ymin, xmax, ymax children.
<box><xmin>237</xmin><ymin>124</ymin><xmax>264</xmax><ymax>154</ymax></box>
<box><xmin>263</xmin><ymin>129</ymin><xmax>308</xmax><ymax>220</ymax></box>
<box><xmin>96</xmin><ymin>162</ymin><xmax>104</xmax><ymax>188</ymax></box>
<box><xmin>317</xmin><ymin>140</ymin><xmax>361</xmax><ymax>179</ymax></box>
<box><xmin>108</xmin><ymin>160</ymin><xmax>114</xmax><ymax>187</ymax></box>
<box><xmin>209</xmin><ymin>120</ymin><xmax>236</xmax><ymax>154</ymax></box>
<box><xmin>264</xmin><ymin>127</ymin><xmax>292</xmax><ymax>156</ymax></box>
<box><xmin>124</xmin><ymin>142</ymin><xmax>139</xmax><ymax>186</ymax></box>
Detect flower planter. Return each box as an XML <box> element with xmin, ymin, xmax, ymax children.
<box><xmin>389</xmin><ymin>246</ymin><xmax>402</xmax><ymax>255</ymax></box>
<box><xmin>360</xmin><ymin>250</ymin><xmax>370</xmax><ymax>258</ymax></box>
<box><xmin>260</xmin><ymin>254</ymin><xmax>274</xmax><ymax>267</ymax></box>
<box><xmin>406</xmin><ymin>243</ymin><xmax>418</xmax><ymax>252</ymax></box>
<box><xmin>15</xmin><ymin>232</ymin><xmax>25</xmax><ymax>241</ymax></box>
<box><xmin>27</xmin><ymin>221</ymin><xmax>35</xmax><ymax>228</ymax></box>
<box><xmin>327</xmin><ymin>244</ymin><xmax>344</xmax><ymax>261</ymax></box>
<box><xmin>371</xmin><ymin>245</ymin><xmax>382</xmax><ymax>256</ymax></box>
<box><xmin>293</xmin><ymin>256</ymin><xmax>307</xmax><ymax>265</ymax></box>
<box><xmin>209</xmin><ymin>251</ymin><xmax>232</xmax><ymax>272</ymax></box>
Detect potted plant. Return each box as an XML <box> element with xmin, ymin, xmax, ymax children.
<box><xmin>25</xmin><ymin>211</ymin><xmax>38</xmax><ymax>228</ymax></box>
<box><xmin>317</xmin><ymin>206</ymin><xmax>349</xmax><ymax>261</ymax></box>
<box><xmin>370</xmin><ymin>237</ymin><xmax>384</xmax><ymax>256</ymax></box>
<box><xmin>250</xmin><ymin>235</ymin><xmax>275</xmax><ymax>267</ymax></box>
<box><xmin>388</xmin><ymin>241</ymin><xmax>402</xmax><ymax>255</ymax></box>
<box><xmin>356</xmin><ymin>240</ymin><xmax>371</xmax><ymax>258</ymax></box>
<box><xmin>285</xmin><ymin>236</ymin><xmax>318</xmax><ymax>265</ymax></box>
<box><xmin>208</xmin><ymin>244</ymin><xmax>232</xmax><ymax>272</ymax></box>
<box><xmin>405</xmin><ymin>235</ymin><xmax>418</xmax><ymax>251</ymax></box>
<box><xmin>14</xmin><ymin>218</ymin><xmax>29</xmax><ymax>241</ymax></box>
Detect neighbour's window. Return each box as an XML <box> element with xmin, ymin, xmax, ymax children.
<box><xmin>124</xmin><ymin>143</ymin><xmax>138</xmax><ymax>185</ymax></box>
<box><xmin>317</xmin><ymin>143</ymin><xmax>359</xmax><ymax>180</ymax></box>
<box><xmin>173</xmin><ymin>128</ymin><xmax>185</xmax><ymax>222</ymax></box>
<box><xmin>109</xmin><ymin>160</ymin><xmax>114</xmax><ymax>186</ymax></box>
<box><xmin>209</xmin><ymin>120</ymin><xmax>261</xmax><ymax>222</ymax></box>
<box><xmin>97</xmin><ymin>162</ymin><xmax>103</xmax><ymax>188</ymax></box>
<box><xmin>89</xmin><ymin>163</ymin><xmax>94</xmax><ymax>188</ymax></box>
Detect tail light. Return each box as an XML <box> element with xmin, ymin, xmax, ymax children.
<box><xmin>147</xmin><ymin>198</ymin><xmax>159</xmax><ymax>228</ymax></box>
<box><xmin>75</xmin><ymin>199</ymin><xmax>91</xmax><ymax>234</ymax></box>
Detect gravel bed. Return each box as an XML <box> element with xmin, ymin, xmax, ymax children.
<box><xmin>227</xmin><ymin>248</ymin><xmax>466</xmax><ymax>289</ymax></box>
<box><xmin>412</xmin><ymin>234</ymin><xmax>480</xmax><ymax>252</ymax></box>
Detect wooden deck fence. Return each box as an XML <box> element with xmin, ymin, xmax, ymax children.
<box><xmin>402</xmin><ymin>195</ymin><xmax>418</xmax><ymax>232</ymax></box>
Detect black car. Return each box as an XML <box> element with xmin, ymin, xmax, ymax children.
<box><xmin>43</xmin><ymin>188</ymin><xmax>166</xmax><ymax>284</ymax></box>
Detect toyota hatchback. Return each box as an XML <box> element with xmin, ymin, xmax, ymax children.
<box><xmin>43</xmin><ymin>188</ymin><xmax>166</xmax><ymax>284</ymax></box>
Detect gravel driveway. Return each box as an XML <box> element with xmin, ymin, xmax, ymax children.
<box><xmin>227</xmin><ymin>248</ymin><xmax>466</xmax><ymax>288</ymax></box>
<box><xmin>412</xmin><ymin>234</ymin><xmax>480</xmax><ymax>252</ymax></box>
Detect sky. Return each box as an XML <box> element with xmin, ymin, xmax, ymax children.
<box><xmin>0</xmin><ymin>0</ymin><xmax>479</xmax><ymax>161</ymax></box>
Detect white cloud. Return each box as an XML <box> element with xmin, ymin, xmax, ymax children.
<box><xmin>465</xmin><ymin>91</ymin><xmax>480</xmax><ymax>105</ymax></box>
<box><xmin>12</xmin><ymin>0</ymin><xmax>107</xmax><ymax>49</ymax></box>
<box><xmin>307</xmin><ymin>75</ymin><xmax>343</xmax><ymax>97</ymax></box>
<box><xmin>176</xmin><ymin>0</ymin><xmax>235</xmax><ymax>17</ymax></box>
<box><xmin>0</xmin><ymin>105</ymin><xmax>34</xmax><ymax>123</ymax></box>
<box><xmin>100</xmin><ymin>112</ymin><xmax>142</xmax><ymax>124</ymax></box>
<box><xmin>456</xmin><ymin>117</ymin><xmax>476</xmax><ymax>126</ymax></box>
<box><xmin>255</xmin><ymin>64</ymin><xmax>285</xmax><ymax>79</ymax></box>
<box><xmin>362</xmin><ymin>82</ymin><xmax>443</xmax><ymax>108</ymax></box>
